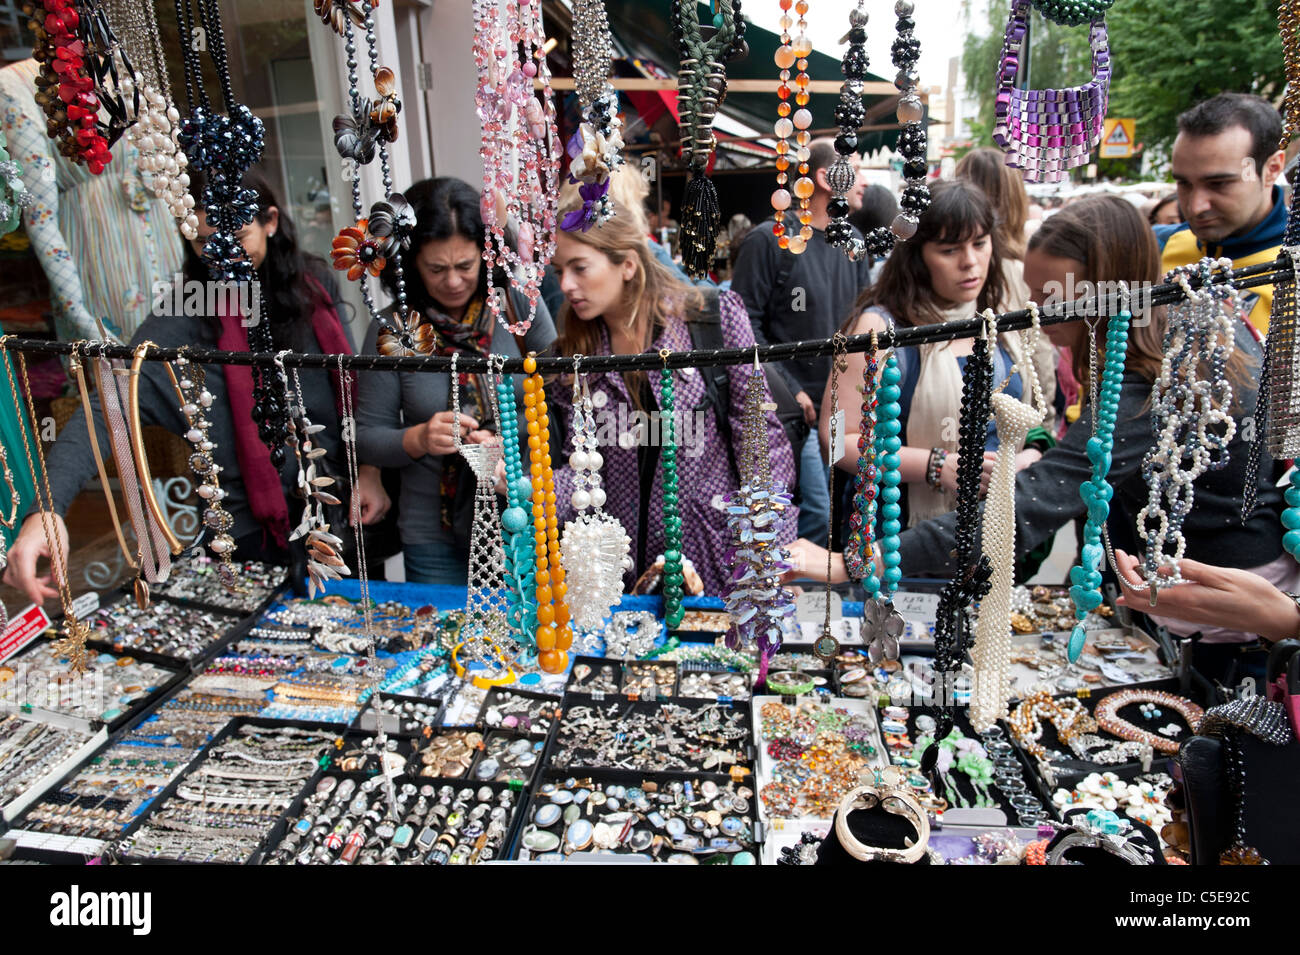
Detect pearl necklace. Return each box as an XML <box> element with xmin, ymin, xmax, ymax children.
<box><xmin>1134</xmin><ymin>259</ymin><xmax>1241</xmax><ymax>595</ymax></box>
<box><xmin>1094</xmin><ymin>688</ymin><xmax>1204</xmax><ymax>754</ymax></box>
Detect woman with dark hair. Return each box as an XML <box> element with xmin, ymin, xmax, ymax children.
<box><xmin>817</xmin><ymin>179</ymin><xmax>1038</xmax><ymax>544</ymax></box>
<box><xmin>353</xmin><ymin>177</ymin><xmax>556</xmax><ymax>585</ymax></box>
<box><xmin>791</xmin><ymin>197</ymin><xmax>1287</xmax><ymax>660</ymax></box>
<box><xmin>1147</xmin><ymin>192</ymin><xmax>1182</xmax><ymax>226</ymax></box>
<box><xmin>5</xmin><ymin>168</ymin><xmax>354</xmax><ymax>604</ymax></box>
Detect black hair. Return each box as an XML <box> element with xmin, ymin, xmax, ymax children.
<box><xmin>1148</xmin><ymin>192</ymin><xmax>1182</xmax><ymax>225</ymax></box>
<box><xmin>807</xmin><ymin>138</ymin><xmax>840</xmax><ymax>185</ymax></box>
<box><xmin>182</xmin><ymin>166</ymin><xmax>332</xmax><ymax>333</ymax></box>
<box><xmin>1177</xmin><ymin>93</ymin><xmax>1283</xmax><ymax>176</ymax></box>
<box><xmin>849</xmin><ymin>184</ymin><xmax>900</xmax><ymax>234</ymax></box>
<box><xmin>381</xmin><ymin>176</ymin><xmax>489</xmax><ymax>313</ymax></box>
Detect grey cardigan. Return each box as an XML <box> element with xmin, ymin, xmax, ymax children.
<box><xmin>354</xmin><ymin>289</ymin><xmax>556</xmax><ymax>547</ymax></box>
<box><xmin>898</xmin><ymin>323</ymin><xmax>1286</xmax><ymax>576</ymax></box>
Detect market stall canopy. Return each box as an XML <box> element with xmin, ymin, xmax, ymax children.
<box><xmin>601</xmin><ymin>0</ymin><xmax>905</xmax><ymax>155</ymax></box>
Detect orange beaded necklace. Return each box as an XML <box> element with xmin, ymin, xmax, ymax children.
<box><xmin>771</xmin><ymin>0</ymin><xmax>814</xmax><ymax>254</ymax></box>
<box><xmin>522</xmin><ymin>354</ymin><xmax>572</xmax><ymax>673</ymax></box>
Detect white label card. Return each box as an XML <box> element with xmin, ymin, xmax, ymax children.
<box><xmin>71</xmin><ymin>591</ymin><xmax>100</xmax><ymax>620</ymax></box>
<box><xmin>892</xmin><ymin>590</ymin><xmax>939</xmax><ymax>623</ymax></box>
<box><xmin>796</xmin><ymin>591</ymin><xmax>842</xmax><ymax>623</ymax></box>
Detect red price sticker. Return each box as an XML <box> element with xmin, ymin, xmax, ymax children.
<box><xmin>0</xmin><ymin>604</ymin><xmax>52</xmax><ymax>664</ymax></box>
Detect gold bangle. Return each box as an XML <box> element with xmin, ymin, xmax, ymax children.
<box><xmin>71</xmin><ymin>346</ymin><xmax>137</xmax><ymax>569</ymax></box>
<box><xmin>127</xmin><ymin>342</ymin><xmax>183</xmax><ymax>556</ymax></box>
<box><xmin>450</xmin><ymin>641</ymin><xmax>515</xmax><ymax>689</ymax></box>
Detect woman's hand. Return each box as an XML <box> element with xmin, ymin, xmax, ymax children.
<box><xmin>1014</xmin><ymin>448</ymin><xmax>1043</xmax><ymax>471</ymax></box>
<box><xmin>1113</xmin><ymin>548</ymin><xmax>1300</xmax><ymax>643</ymax></box>
<box><xmin>493</xmin><ymin>453</ymin><xmax>509</xmax><ymax>497</ymax></box>
<box><xmin>940</xmin><ymin>451</ymin><xmax>996</xmax><ymax>497</ymax></box>
<box><xmin>351</xmin><ymin>465</ymin><xmax>390</xmax><ymax>525</ymax></box>
<box><xmin>3</xmin><ymin>513</ymin><xmax>69</xmax><ymax>607</ymax></box>
<box><xmin>406</xmin><ymin>410</ymin><xmax>480</xmax><ymax>459</ymax></box>
<box><xmin>781</xmin><ymin>538</ymin><xmax>850</xmax><ymax>585</ymax></box>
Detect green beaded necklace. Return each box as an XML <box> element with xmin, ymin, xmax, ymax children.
<box><xmin>659</xmin><ymin>351</ymin><xmax>685</xmax><ymax>629</ymax></box>
<box><xmin>1030</xmin><ymin>0</ymin><xmax>1114</xmax><ymax>27</ymax></box>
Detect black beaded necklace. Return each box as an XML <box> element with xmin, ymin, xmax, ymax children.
<box><xmin>923</xmin><ymin>316</ymin><xmax>996</xmax><ymax>775</ymax></box>
<box><xmin>826</xmin><ymin>0</ymin><xmax>929</xmax><ymax>261</ymax></box>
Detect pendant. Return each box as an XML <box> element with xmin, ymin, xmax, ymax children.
<box><xmin>1219</xmin><ymin>843</ymin><xmax>1268</xmax><ymax>865</ymax></box>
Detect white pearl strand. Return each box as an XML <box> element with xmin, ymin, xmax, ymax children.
<box><xmin>1133</xmin><ymin>260</ymin><xmax>1240</xmax><ymax>590</ymax></box>
<box><xmin>561</xmin><ymin>374</ymin><xmax>631</xmax><ymax>630</ymax></box>
<box><xmin>970</xmin><ymin>309</ymin><xmax>1047</xmax><ymax>731</ymax></box>
<box><xmin>120</xmin><ymin>64</ymin><xmax>199</xmax><ymax>240</ymax></box>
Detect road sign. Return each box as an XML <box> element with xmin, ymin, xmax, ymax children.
<box><xmin>1100</xmin><ymin>118</ymin><xmax>1136</xmax><ymax>158</ymax></box>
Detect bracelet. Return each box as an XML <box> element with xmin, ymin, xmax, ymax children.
<box><xmin>834</xmin><ymin>785</ymin><xmax>931</xmax><ymax>864</ymax></box>
<box><xmin>925</xmin><ymin>447</ymin><xmax>948</xmax><ymax>490</ymax></box>
<box><xmin>765</xmin><ymin>670</ymin><xmax>817</xmax><ymax>697</ymax></box>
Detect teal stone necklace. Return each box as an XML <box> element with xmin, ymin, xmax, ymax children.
<box><xmin>659</xmin><ymin>351</ymin><xmax>686</xmax><ymax>629</ymax></box>
<box><xmin>492</xmin><ymin>356</ymin><xmax>538</xmax><ymax>646</ymax></box>
<box><xmin>1067</xmin><ymin>299</ymin><xmax>1131</xmax><ymax>662</ymax></box>
<box><xmin>874</xmin><ymin>351</ymin><xmax>903</xmax><ymax>600</ymax></box>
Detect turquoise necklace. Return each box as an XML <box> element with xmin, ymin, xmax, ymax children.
<box><xmin>493</xmin><ymin>357</ymin><xmax>538</xmax><ymax>644</ymax></box>
<box><xmin>874</xmin><ymin>352</ymin><xmax>903</xmax><ymax>599</ymax></box>
<box><xmin>1068</xmin><ymin>302</ymin><xmax>1131</xmax><ymax>662</ymax></box>
<box><xmin>1282</xmin><ymin>471</ymin><xmax>1300</xmax><ymax>558</ymax></box>
<box><xmin>659</xmin><ymin>352</ymin><xmax>686</xmax><ymax>629</ymax></box>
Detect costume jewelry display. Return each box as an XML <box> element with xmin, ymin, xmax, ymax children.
<box><xmin>562</xmin><ymin>0</ymin><xmax>624</xmax><ymax>231</ymax></box>
<box><xmin>672</xmin><ymin>0</ymin><xmax>747</xmax><ymax>278</ymax></box>
<box><xmin>472</xmin><ymin>0</ymin><xmax>560</xmax><ymax>333</ymax></box>
<box><xmin>1093</xmin><ymin>688</ymin><xmax>1204</xmax><ymax>755</ymax></box>
<box><xmin>561</xmin><ymin>357</ymin><xmax>632</xmax><ymax>630</ymax></box>
<box><xmin>723</xmin><ymin>351</ymin><xmax>798</xmax><ymax>682</ymax></box>
<box><xmin>992</xmin><ymin>0</ymin><xmax>1111</xmax><ymax>183</ymax></box>
<box><xmin>770</xmin><ymin>0</ymin><xmax>814</xmax><ymax>253</ymax></box>
<box><xmin>1134</xmin><ymin>259</ymin><xmax>1240</xmax><ymax>598</ymax></box>
<box><xmin>1067</xmin><ymin>291</ymin><xmax>1132</xmax><ymax>661</ymax></box>
<box><xmin>827</xmin><ymin>0</ymin><xmax>929</xmax><ymax>259</ymax></box>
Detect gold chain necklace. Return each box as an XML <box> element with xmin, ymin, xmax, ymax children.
<box><xmin>0</xmin><ymin>339</ymin><xmax>92</xmax><ymax>672</ymax></box>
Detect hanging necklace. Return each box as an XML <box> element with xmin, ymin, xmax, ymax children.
<box><xmin>561</xmin><ymin>357</ymin><xmax>631</xmax><ymax>629</ymax></box>
<box><xmin>522</xmin><ymin>352</ymin><xmax>572</xmax><ymax>671</ymax></box>
<box><xmin>492</xmin><ymin>354</ymin><xmax>538</xmax><ymax>642</ymax></box>
<box><xmin>992</xmin><ymin>0</ymin><xmax>1111</xmax><ymax>183</ymax></box>
<box><xmin>770</xmin><ymin>0</ymin><xmax>813</xmax><ymax>254</ymax></box>
<box><xmin>845</xmin><ymin>338</ymin><xmax>879</xmax><ymax>586</ymax></box>
<box><xmin>814</xmin><ymin>333</ymin><xmax>848</xmax><ymax>663</ymax></box>
<box><xmin>863</xmin><ymin>329</ymin><xmax>905</xmax><ymax>665</ymax></box>
<box><xmin>68</xmin><ymin>345</ymin><xmax>135</xmax><ymax>572</ymax></box>
<box><xmin>1066</xmin><ymin>294</ymin><xmax>1131</xmax><ymax>661</ymax></box>
<box><xmin>658</xmin><ymin>349</ymin><xmax>687</xmax><ymax>629</ymax></box>
<box><xmin>1</xmin><ymin>345</ymin><xmax>92</xmax><ymax>672</ymax></box>
<box><xmin>723</xmin><ymin>352</ymin><xmax>798</xmax><ymax>684</ymax></box>
<box><xmin>924</xmin><ymin>316</ymin><xmax>996</xmax><ymax>775</ymax></box>
<box><xmin>563</xmin><ymin>0</ymin><xmax>624</xmax><ymax>231</ymax></box>
<box><xmin>0</xmin><ymin>136</ymin><xmax>31</xmax><ymax>235</ymax></box>
<box><xmin>672</xmin><ymin>0</ymin><xmax>747</xmax><ymax>278</ymax></box>
<box><xmin>970</xmin><ymin>307</ymin><xmax>1047</xmax><ymax>729</ymax></box>
<box><xmin>472</xmin><ymin>0</ymin><xmax>560</xmax><ymax>334</ymax></box>
<box><xmin>827</xmin><ymin>0</ymin><xmax>928</xmax><ymax>259</ymax></box>
<box><xmin>1133</xmin><ymin>260</ymin><xmax>1240</xmax><ymax>598</ymax></box>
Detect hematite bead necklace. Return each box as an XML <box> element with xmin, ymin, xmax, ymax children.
<box><xmin>923</xmin><ymin>318</ymin><xmax>995</xmax><ymax>775</ymax></box>
<box><xmin>672</xmin><ymin>0</ymin><xmax>747</xmax><ymax>278</ymax></box>
<box><xmin>826</xmin><ymin>0</ymin><xmax>928</xmax><ymax>260</ymax></box>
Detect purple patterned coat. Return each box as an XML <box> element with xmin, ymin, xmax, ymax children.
<box><xmin>548</xmin><ymin>290</ymin><xmax>798</xmax><ymax>595</ymax></box>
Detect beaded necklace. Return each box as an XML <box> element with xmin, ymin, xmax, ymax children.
<box><xmin>845</xmin><ymin>345</ymin><xmax>879</xmax><ymax>585</ymax></box>
<box><xmin>723</xmin><ymin>357</ymin><xmax>798</xmax><ymax>683</ymax></box>
<box><xmin>672</xmin><ymin>0</ymin><xmax>747</xmax><ymax>278</ymax></box>
<box><xmin>1133</xmin><ymin>260</ymin><xmax>1240</xmax><ymax>597</ymax></box>
<box><xmin>0</xmin><ymin>138</ymin><xmax>30</xmax><ymax>234</ymax></box>
<box><xmin>992</xmin><ymin>0</ymin><xmax>1111</xmax><ymax>183</ymax></box>
<box><xmin>472</xmin><ymin>0</ymin><xmax>560</xmax><ymax>334</ymax></box>
<box><xmin>28</xmin><ymin>0</ymin><xmax>118</xmax><ymax>173</ymax></box>
<box><xmin>562</xmin><ymin>0</ymin><xmax>624</xmax><ymax>231</ymax></box>
<box><xmin>522</xmin><ymin>353</ymin><xmax>572</xmax><ymax>671</ymax></box>
<box><xmin>659</xmin><ymin>349</ymin><xmax>686</xmax><ymax>629</ymax></box>
<box><xmin>492</xmin><ymin>355</ymin><xmax>539</xmax><ymax>642</ymax></box>
<box><xmin>924</xmin><ymin>318</ymin><xmax>996</xmax><ymax>774</ymax></box>
<box><xmin>815</xmin><ymin>333</ymin><xmax>848</xmax><ymax>663</ymax></box>
<box><xmin>862</xmin><ymin>332</ymin><xmax>905</xmax><ymax>665</ymax></box>
<box><xmin>770</xmin><ymin>0</ymin><xmax>813</xmax><ymax>253</ymax></box>
<box><xmin>826</xmin><ymin>0</ymin><xmax>928</xmax><ymax>259</ymax></box>
<box><xmin>1066</xmin><ymin>295</ymin><xmax>1131</xmax><ymax>662</ymax></box>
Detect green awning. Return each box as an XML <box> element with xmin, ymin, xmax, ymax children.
<box><xmin>604</xmin><ymin>1</ymin><xmax>903</xmax><ymax>155</ymax></box>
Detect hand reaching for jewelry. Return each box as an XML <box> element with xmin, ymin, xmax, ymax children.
<box><xmin>781</xmin><ymin>537</ymin><xmax>849</xmax><ymax>585</ymax></box>
<box><xmin>3</xmin><ymin>512</ymin><xmax>69</xmax><ymax>607</ymax></box>
<box><xmin>940</xmin><ymin>451</ymin><xmax>997</xmax><ymax>498</ymax></box>
<box><xmin>351</xmin><ymin>465</ymin><xmax>390</xmax><ymax>525</ymax></box>
<box><xmin>1113</xmin><ymin>548</ymin><xmax>1300</xmax><ymax>643</ymax></box>
<box><xmin>406</xmin><ymin>410</ymin><xmax>479</xmax><ymax>458</ymax></box>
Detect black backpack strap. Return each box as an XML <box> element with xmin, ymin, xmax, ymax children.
<box><xmin>684</xmin><ymin>289</ymin><xmax>740</xmax><ymax>483</ymax></box>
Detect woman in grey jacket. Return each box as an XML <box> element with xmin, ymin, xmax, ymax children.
<box><xmin>353</xmin><ymin>177</ymin><xmax>555</xmax><ymax>585</ymax></box>
<box><xmin>788</xmin><ymin>196</ymin><xmax>1289</xmax><ymax>648</ymax></box>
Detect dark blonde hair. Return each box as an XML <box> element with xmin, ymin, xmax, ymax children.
<box><xmin>955</xmin><ymin>147</ymin><xmax>1029</xmax><ymax>260</ymax></box>
<box><xmin>553</xmin><ymin>198</ymin><xmax>703</xmax><ymax>404</ymax></box>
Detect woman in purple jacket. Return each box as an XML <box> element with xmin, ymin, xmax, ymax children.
<box><xmin>545</xmin><ymin>197</ymin><xmax>797</xmax><ymax>595</ymax></box>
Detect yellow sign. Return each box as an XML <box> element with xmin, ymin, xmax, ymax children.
<box><xmin>1100</xmin><ymin>118</ymin><xmax>1136</xmax><ymax>158</ymax></box>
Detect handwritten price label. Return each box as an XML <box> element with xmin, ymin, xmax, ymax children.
<box><xmin>892</xmin><ymin>590</ymin><xmax>939</xmax><ymax>623</ymax></box>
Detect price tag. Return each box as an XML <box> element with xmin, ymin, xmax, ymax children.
<box><xmin>71</xmin><ymin>591</ymin><xmax>99</xmax><ymax>620</ymax></box>
<box><xmin>796</xmin><ymin>591</ymin><xmax>841</xmax><ymax>623</ymax></box>
<box><xmin>892</xmin><ymin>590</ymin><xmax>939</xmax><ymax>623</ymax></box>
<box><xmin>830</xmin><ymin>409</ymin><xmax>845</xmax><ymax>466</ymax></box>
<box><xmin>0</xmin><ymin>604</ymin><xmax>51</xmax><ymax>664</ymax></box>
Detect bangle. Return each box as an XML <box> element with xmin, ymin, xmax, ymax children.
<box><xmin>765</xmin><ymin>670</ymin><xmax>817</xmax><ymax>697</ymax></box>
<box><xmin>925</xmin><ymin>448</ymin><xmax>948</xmax><ymax>490</ymax></box>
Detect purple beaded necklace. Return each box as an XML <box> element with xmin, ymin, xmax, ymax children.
<box><xmin>992</xmin><ymin>0</ymin><xmax>1111</xmax><ymax>183</ymax></box>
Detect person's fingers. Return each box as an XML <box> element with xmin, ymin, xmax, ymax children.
<box><xmin>1113</xmin><ymin>549</ymin><xmax>1144</xmax><ymax>587</ymax></box>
